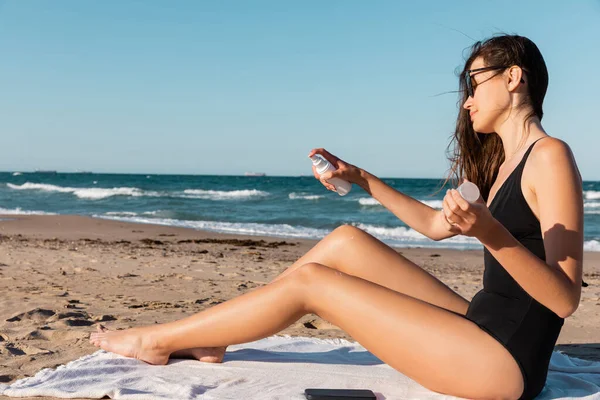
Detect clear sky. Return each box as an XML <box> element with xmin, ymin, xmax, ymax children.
<box><xmin>1</xmin><ymin>1</ymin><xmax>598</xmax><ymax>179</ymax></box>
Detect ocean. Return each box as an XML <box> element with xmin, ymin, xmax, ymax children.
<box><xmin>1</xmin><ymin>172</ymin><xmax>599</xmax><ymax>251</ymax></box>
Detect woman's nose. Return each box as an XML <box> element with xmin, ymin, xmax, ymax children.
<box><xmin>463</xmin><ymin>96</ymin><xmax>473</xmax><ymax>110</ymax></box>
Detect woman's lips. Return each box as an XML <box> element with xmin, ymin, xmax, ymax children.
<box><xmin>470</xmin><ymin>111</ymin><xmax>477</xmax><ymax>120</ymax></box>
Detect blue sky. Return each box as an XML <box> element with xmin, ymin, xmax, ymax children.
<box><xmin>1</xmin><ymin>1</ymin><xmax>599</xmax><ymax>179</ymax></box>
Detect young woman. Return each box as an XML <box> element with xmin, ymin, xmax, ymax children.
<box><xmin>90</xmin><ymin>34</ymin><xmax>584</xmax><ymax>400</ymax></box>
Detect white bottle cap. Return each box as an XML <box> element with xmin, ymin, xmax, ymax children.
<box><xmin>457</xmin><ymin>181</ymin><xmax>480</xmax><ymax>203</ymax></box>
<box><xmin>309</xmin><ymin>155</ymin><xmax>332</xmax><ymax>174</ymax></box>
<box><xmin>309</xmin><ymin>155</ymin><xmax>322</xmax><ymax>165</ymax></box>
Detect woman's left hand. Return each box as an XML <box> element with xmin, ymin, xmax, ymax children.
<box><xmin>442</xmin><ymin>180</ymin><xmax>498</xmax><ymax>239</ymax></box>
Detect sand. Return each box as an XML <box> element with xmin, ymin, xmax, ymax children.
<box><xmin>1</xmin><ymin>215</ymin><xmax>599</xmax><ymax>400</ymax></box>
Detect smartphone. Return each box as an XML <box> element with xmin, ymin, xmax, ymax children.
<box><xmin>304</xmin><ymin>388</ymin><xmax>376</xmax><ymax>400</ymax></box>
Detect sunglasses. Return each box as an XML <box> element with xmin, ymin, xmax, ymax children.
<box><xmin>464</xmin><ymin>65</ymin><xmax>527</xmax><ymax>97</ymax></box>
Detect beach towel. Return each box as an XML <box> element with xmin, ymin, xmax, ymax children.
<box><xmin>1</xmin><ymin>335</ymin><xmax>599</xmax><ymax>399</ymax></box>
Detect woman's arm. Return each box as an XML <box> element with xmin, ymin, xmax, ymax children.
<box><xmin>478</xmin><ymin>139</ymin><xmax>584</xmax><ymax>318</ymax></box>
<box><xmin>356</xmin><ymin>169</ymin><xmax>458</xmax><ymax>241</ymax></box>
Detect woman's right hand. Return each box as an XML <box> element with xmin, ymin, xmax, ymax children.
<box><xmin>308</xmin><ymin>148</ymin><xmax>363</xmax><ymax>192</ymax></box>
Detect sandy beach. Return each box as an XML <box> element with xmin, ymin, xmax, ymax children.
<box><xmin>1</xmin><ymin>214</ymin><xmax>599</xmax><ymax>400</ymax></box>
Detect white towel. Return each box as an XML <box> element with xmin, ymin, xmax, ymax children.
<box><xmin>1</xmin><ymin>335</ymin><xmax>599</xmax><ymax>399</ymax></box>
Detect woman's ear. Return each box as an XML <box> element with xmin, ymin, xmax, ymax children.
<box><xmin>507</xmin><ymin>66</ymin><xmax>525</xmax><ymax>91</ymax></box>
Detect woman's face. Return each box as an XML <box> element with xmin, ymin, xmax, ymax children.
<box><xmin>462</xmin><ymin>57</ymin><xmax>512</xmax><ymax>134</ymax></box>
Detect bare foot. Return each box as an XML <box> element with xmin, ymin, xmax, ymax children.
<box><xmin>170</xmin><ymin>346</ymin><xmax>227</xmax><ymax>363</ymax></box>
<box><xmin>89</xmin><ymin>324</ymin><xmax>170</xmax><ymax>365</ymax></box>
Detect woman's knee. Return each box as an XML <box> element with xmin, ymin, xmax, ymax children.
<box><xmin>326</xmin><ymin>225</ymin><xmax>364</xmax><ymax>250</ymax></box>
<box><xmin>286</xmin><ymin>263</ymin><xmax>331</xmax><ymax>312</ymax></box>
<box><xmin>331</xmin><ymin>224</ymin><xmax>363</xmax><ymax>239</ymax></box>
<box><xmin>292</xmin><ymin>262</ymin><xmax>330</xmax><ymax>285</ymax></box>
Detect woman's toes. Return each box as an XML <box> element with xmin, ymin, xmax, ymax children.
<box><xmin>89</xmin><ymin>325</ymin><xmax>109</xmax><ymax>346</ymax></box>
<box><xmin>89</xmin><ymin>332</ymin><xmax>106</xmax><ymax>347</ymax></box>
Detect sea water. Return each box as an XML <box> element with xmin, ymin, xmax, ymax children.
<box><xmin>1</xmin><ymin>172</ymin><xmax>599</xmax><ymax>251</ymax></box>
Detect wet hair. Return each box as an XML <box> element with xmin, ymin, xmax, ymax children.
<box><xmin>439</xmin><ymin>33</ymin><xmax>549</xmax><ymax>201</ymax></box>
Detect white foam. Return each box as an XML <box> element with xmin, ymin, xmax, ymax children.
<box><xmin>12</xmin><ymin>172</ymin><xmax>22</xmax><ymax>176</ymax></box>
<box><xmin>104</xmin><ymin>210</ymin><xmax>165</xmax><ymax>218</ymax></box>
<box><xmin>94</xmin><ymin>215</ymin><xmax>328</xmax><ymax>239</ymax></box>
<box><xmin>358</xmin><ymin>198</ymin><xmax>443</xmax><ymax>209</ymax></box>
<box><xmin>0</xmin><ymin>207</ymin><xmax>56</xmax><ymax>215</ymax></box>
<box><xmin>289</xmin><ymin>192</ymin><xmax>324</xmax><ymax>200</ymax></box>
<box><xmin>584</xmin><ymin>190</ymin><xmax>600</xmax><ymax>200</ymax></box>
<box><xmin>94</xmin><ymin>215</ymin><xmax>483</xmax><ymax>250</ymax></box>
<box><xmin>354</xmin><ymin>223</ymin><xmax>481</xmax><ymax>248</ymax></box>
<box><xmin>105</xmin><ymin>211</ymin><xmax>138</xmax><ymax>217</ymax></box>
<box><xmin>419</xmin><ymin>199</ymin><xmax>444</xmax><ymax>209</ymax></box>
<box><xmin>142</xmin><ymin>210</ymin><xmax>163</xmax><ymax>215</ymax></box>
<box><xmin>7</xmin><ymin>182</ymin><xmax>272</xmax><ymax>201</ymax></box>
<box><xmin>8</xmin><ymin>182</ymin><xmax>73</xmax><ymax>193</ymax></box>
<box><xmin>582</xmin><ymin>201</ymin><xmax>600</xmax><ymax>214</ymax></box>
<box><xmin>358</xmin><ymin>198</ymin><xmax>381</xmax><ymax>206</ymax></box>
<box><xmin>182</xmin><ymin>189</ymin><xmax>269</xmax><ymax>200</ymax></box>
<box><xmin>7</xmin><ymin>182</ymin><xmax>161</xmax><ymax>200</ymax></box>
<box><xmin>584</xmin><ymin>240</ymin><xmax>600</xmax><ymax>252</ymax></box>
<box><xmin>72</xmin><ymin>187</ymin><xmax>145</xmax><ymax>199</ymax></box>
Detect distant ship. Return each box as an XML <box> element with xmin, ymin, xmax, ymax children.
<box><xmin>34</xmin><ymin>170</ymin><xmax>57</xmax><ymax>174</ymax></box>
<box><xmin>244</xmin><ymin>172</ymin><xmax>266</xmax><ymax>177</ymax></box>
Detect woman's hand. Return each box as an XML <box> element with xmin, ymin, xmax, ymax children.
<box><xmin>308</xmin><ymin>148</ymin><xmax>363</xmax><ymax>192</ymax></box>
<box><xmin>441</xmin><ymin>179</ymin><xmax>498</xmax><ymax>239</ymax></box>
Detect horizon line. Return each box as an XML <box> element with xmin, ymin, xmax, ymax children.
<box><xmin>1</xmin><ymin>170</ymin><xmax>450</xmax><ymax>181</ymax></box>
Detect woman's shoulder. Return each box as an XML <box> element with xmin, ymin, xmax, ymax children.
<box><xmin>528</xmin><ymin>136</ymin><xmax>573</xmax><ymax>167</ymax></box>
<box><xmin>528</xmin><ymin>136</ymin><xmax>582</xmax><ymax>186</ymax></box>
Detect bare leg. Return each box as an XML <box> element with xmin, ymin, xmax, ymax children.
<box><xmin>270</xmin><ymin>225</ymin><xmax>469</xmax><ymax>314</ymax></box>
<box><xmin>90</xmin><ymin>268</ymin><xmax>308</xmax><ymax>365</ymax></box>
<box><xmin>90</xmin><ymin>263</ymin><xmax>524</xmax><ymax>399</ymax></box>
<box><xmin>170</xmin><ymin>225</ymin><xmax>469</xmax><ymax>362</ymax></box>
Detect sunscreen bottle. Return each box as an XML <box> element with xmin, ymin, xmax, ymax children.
<box><xmin>309</xmin><ymin>155</ymin><xmax>352</xmax><ymax>196</ymax></box>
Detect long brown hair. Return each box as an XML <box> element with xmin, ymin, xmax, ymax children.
<box><xmin>440</xmin><ymin>34</ymin><xmax>549</xmax><ymax>201</ymax></box>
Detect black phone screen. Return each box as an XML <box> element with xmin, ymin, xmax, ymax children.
<box><xmin>304</xmin><ymin>388</ymin><xmax>376</xmax><ymax>400</ymax></box>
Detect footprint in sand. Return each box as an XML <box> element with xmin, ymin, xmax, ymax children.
<box><xmin>2</xmin><ymin>345</ymin><xmax>26</xmax><ymax>356</ymax></box>
<box><xmin>61</xmin><ymin>319</ymin><xmax>95</xmax><ymax>327</ymax></box>
<box><xmin>46</xmin><ymin>311</ymin><xmax>90</xmax><ymax>322</ymax></box>
<box><xmin>21</xmin><ymin>329</ymin><xmax>89</xmax><ymax>341</ymax></box>
<box><xmin>5</xmin><ymin>308</ymin><xmax>56</xmax><ymax>323</ymax></box>
<box><xmin>18</xmin><ymin>344</ymin><xmax>53</xmax><ymax>356</ymax></box>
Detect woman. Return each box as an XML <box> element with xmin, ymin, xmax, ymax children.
<box><xmin>90</xmin><ymin>34</ymin><xmax>584</xmax><ymax>400</ymax></box>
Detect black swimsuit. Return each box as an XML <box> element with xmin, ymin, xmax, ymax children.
<box><xmin>465</xmin><ymin>137</ymin><xmax>564</xmax><ymax>399</ymax></box>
